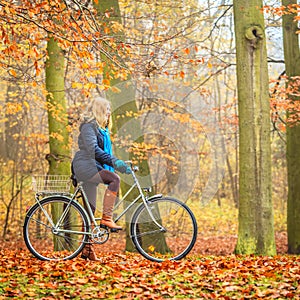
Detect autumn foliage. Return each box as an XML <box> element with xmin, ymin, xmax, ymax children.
<box><xmin>0</xmin><ymin>232</ymin><xmax>297</xmax><ymax>299</ymax></box>
<box><xmin>1</xmin><ymin>0</ymin><xmax>300</xmax><ymax>298</ymax></box>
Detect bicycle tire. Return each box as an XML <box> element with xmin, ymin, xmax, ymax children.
<box><xmin>23</xmin><ymin>196</ymin><xmax>89</xmax><ymax>261</ymax></box>
<box><xmin>130</xmin><ymin>197</ymin><xmax>197</xmax><ymax>262</ymax></box>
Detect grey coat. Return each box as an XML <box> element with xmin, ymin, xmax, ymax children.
<box><xmin>71</xmin><ymin>120</ymin><xmax>118</xmax><ymax>181</ymax></box>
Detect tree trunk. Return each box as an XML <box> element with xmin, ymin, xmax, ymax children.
<box><xmin>282</xmin><ymin>0</ymin><xmax>300</xmax><ymax>254</ymax></box>
<box><xmin>233</xmin><ymin>0</ymin><xmax>276</xmax><ymax>255</ymax></box>
<box><xmin>45</xmin><ymin>36</ymin><xmax>71</xmax><ymax>250</ymax></box>
<box><xmin>45</xmin><ymin>36</ymin><xmax>70</xmax><ymax>175</ymax></box>
<box><xmin>94</xmin><ymin>0</ymin><xmax>161</xmax><ymax>252</ymax></box>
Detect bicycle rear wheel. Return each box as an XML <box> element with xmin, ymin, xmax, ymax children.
<box><xmin>23</xmin><ymin>196</ymin><xmax>89</xmax><ymax>261</ymax></box>
<box><xmin>130</xmin><ymin>197</ymin><xmax>197</xmax><ymax>262</ymax></box>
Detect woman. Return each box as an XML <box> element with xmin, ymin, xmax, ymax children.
<box><xmin>72</xmin><ymin>96</ymin><xmax>130</xmax><ymax>260</ymax></box>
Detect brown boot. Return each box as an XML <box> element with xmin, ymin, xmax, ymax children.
<box><xmin>101</xmin><ymin>189</ymin><xmax>122</xmax><ymax>230</ymax></box>
<box><xmin>81</xmin><ymin>243</ymin><xmax>99</xmax><ymax>261</ymax></box>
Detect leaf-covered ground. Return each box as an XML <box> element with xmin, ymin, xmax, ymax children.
<box><xmin>1</xmin><ymin>232</ymin><xmax>299</xmax><ymax>299</ymax></box>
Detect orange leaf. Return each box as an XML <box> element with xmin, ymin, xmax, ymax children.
<box><xmin>183</xmin><ymin>48</ymin><xmax>190</xmax><ymax>55</ymax></box>
<box><xmin>103</xmin><ymin>79</ymin><xmax>110</xmax><ymax>86</ymax></box>
<box><xmin>10</xmin><ymin>69</ymin><xmax>17</xmax><ymax>77</ymax></box>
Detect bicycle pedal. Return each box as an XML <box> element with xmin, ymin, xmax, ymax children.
<box><xmin>100</xmin><ymin>224</ymin><xmax>122</xmax><ymax>232</ymax></box>
<box><xmin>100</xmin><ymin>224</ymin><xmax>108</xmax><ymax>229</ymax></box>
<box><xmin>110</xmin><ymin>228</ymin><xmax>122</xmax><ymax>233</ymax></box>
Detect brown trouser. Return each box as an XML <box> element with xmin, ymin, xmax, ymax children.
<box><xmin>83</xmin><ymin>169</ymin><xmax>120</xmax><ymax>213</ymax></box>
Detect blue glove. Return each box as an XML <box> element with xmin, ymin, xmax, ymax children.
<box><xmin>114</xmin><ymin>160</ymin><xmax>131</xmax><ymax>174</ymax></box>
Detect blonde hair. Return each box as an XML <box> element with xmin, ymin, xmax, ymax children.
<box><xmin>82</xmin><ymin>97</ymin><xmax>110</xmax><ymax>127</ymax></box>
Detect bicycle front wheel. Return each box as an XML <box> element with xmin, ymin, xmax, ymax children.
<box><xmin>130</xmin><ymin>197</ymin><xmax>197</xmax><ymax>262</ymax></box>
<box><xmin>23</xmin><ymin>196</ymin><xmax>89</xmax><ymax>261</ymax></box>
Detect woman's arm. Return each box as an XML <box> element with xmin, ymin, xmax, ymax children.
<box><xmin>80</xmin><ymin>123</ymin><xmax>117</xmax><ymax>167</ymax></box>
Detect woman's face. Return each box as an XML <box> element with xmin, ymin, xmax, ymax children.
<box><xmin>106</xmin><ymin>105</ymin><xmax>111</xmax><ymax>127</ymax></box>
<box><xmin>106</xmin><ymin>105</ymin><xmax>111</xmax><ymax>119</ymax></box>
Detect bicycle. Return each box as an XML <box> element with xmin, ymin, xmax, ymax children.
<box><xmin>23</xmin><ymin>162</ymin><xmax>198</xmax><ymax>262</ymax></box>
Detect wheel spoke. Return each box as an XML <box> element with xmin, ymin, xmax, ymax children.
<box><xmin>23</xmin><ymin>197</ymin><xmax>89</xmax><ymax>261</ymax></box>
<box><xmin>130</xmin><ymin>197</ymin><xmax>197</xmax><ymax>262</ymax></box>
<box><xmin>131</xmin><ymin>228</ymin><xmax>165</xmax><ymax>238</ymax></box>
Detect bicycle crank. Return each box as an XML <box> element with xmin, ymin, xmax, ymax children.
<box><xmin>90</xmin><ymin>227</ymin><xmax>109</xmax><ymax>244</ymax></box>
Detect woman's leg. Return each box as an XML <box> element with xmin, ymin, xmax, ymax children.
<box><xmin>84</xmin><ymin>170</ymin><xmax>120</xmax><ymax>214</ymax></box>
<box><xmin>97</xmin><ymin>169</ymin><xmax>120</xmax><ymax>193</ymax></box>
<box><xmin>86</xmin><ymin>170</ymin><xmax>122</xmax><ymax>229</ymax></box>
<box><xmin>82</xmin><ymin>182</ymin><xmax>97</xmax><ymax>213</ymax></box>
<box><xmin>81</xmin><ymin>170</ymin><xmax>121</xmax><ymax>260</ymax></box>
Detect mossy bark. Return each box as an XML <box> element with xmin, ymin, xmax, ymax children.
<box><xmin>94</xmin><ymin>0</ymin><xmax>165</xmax><ymax>252</ymax></box>
<box><xmin>233</xmin><ymin>0</ymin><xmax>276</xmax><ymax>255</ymax></box>
<box><xmin>282</xmin><ymin>0</ymin><xmax>300</xmax><ymax>254</ymax></box>
<box><xmin>45</xmin><ymin>36</ymin><xmax>70</xmax><ymax>175</ymax></box>
<box><xmin>45</xmin><ymin>37</ymin><xmax>71</xmax><ymax>250</ymax></box>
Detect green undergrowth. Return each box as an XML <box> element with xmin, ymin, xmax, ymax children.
<box><xmin>0</xmin><ymin>251</ymin><xmax>299</xmax><ymax>299</ymax></box>
<box><xmin>189</xmin><ymin>198</ymin><xmax>286</xmax><ymax>237</ymax></box>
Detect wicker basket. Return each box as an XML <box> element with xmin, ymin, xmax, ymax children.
<box><xmin>32</xmin><ymin>175</ymin><xmax>72</xmax><ymax>193</ymax></box>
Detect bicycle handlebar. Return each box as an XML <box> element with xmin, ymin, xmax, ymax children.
<box><xmin>125</xmin><ymin>160</ymin><xmax>139</xmax><ymax>172</ymax></box>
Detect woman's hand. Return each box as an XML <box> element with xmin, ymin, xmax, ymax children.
<box><xmin>114</xmin><ymin>160</ymin><xmax>131</xmax><ymax>174</ymax></box>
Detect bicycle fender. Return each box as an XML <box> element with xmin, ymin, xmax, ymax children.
<box><xmin>25</xmin><ymin>194</ymin><xmax>74</xmax><ymax>221</ymax></box>
<box><xmin>45</xmin><ymin>194</ymin><xmax>69</xmax><ymax>199</ymax></box>
<box><xmin>147</xmin><ymin>194</ymin><xmax>163</xmax><ymax>201</ymax></box>
<box><xmin>37</xmin><ymin>194</ymin><xmax>73</xmax><ymax>203</ymax></box>
<box><xmin>31</xmin><ymin>195</ymin><xmax>90</xmax><ymax>226</ymax></box>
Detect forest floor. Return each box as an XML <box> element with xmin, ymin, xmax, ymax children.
<box><xmin>0</xmin><ymin>199</ymin><xmax>296</xmax><ymax>299</ymax></box>
<box><xmin>1</xmin><ymin>231</ymin><xmax>299</xmax><ymax>299</ymax></box>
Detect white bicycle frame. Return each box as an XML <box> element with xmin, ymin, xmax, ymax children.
<box><xmin>34</xmin><ymin>164</ymin><xmax>165</xmax><ymax>236</ymax></box>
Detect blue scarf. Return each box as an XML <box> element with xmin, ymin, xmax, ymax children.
<box><xmin>99</xmin><ymin>127</ymin><xmax>114</xmax><ymax>172</ymax></box>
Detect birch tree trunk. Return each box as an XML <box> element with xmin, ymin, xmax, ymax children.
<box><xmin>233</xmin><ymin>0</ymin><xmax>276</xmax><ymax>255</ymax></box>
<box><xmin>282</xmin><ymin>0</ymin><xmax>300</xmax><ymax>254</ymax></box>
